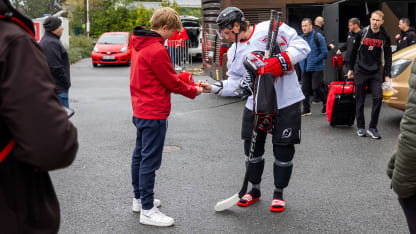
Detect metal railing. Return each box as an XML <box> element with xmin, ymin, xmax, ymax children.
<box><xmin>166</xmin><ymin>40</ymin><xmax>193</xmax><ymax>71</ymax></box>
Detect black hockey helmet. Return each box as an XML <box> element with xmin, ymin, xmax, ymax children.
<box><xmin>216</xmin><ymin>7</ymin><xmax>246</xmax><ymax>30</ymax></box>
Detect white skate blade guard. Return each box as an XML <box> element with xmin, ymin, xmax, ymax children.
<box><xmin>214</xmin><ymin>193</ymin><xmax>239</xmax><ymax>212</ymax></box>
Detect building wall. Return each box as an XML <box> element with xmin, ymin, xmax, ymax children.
<box><xmin>222</xmin><ymin>0</ymin><xmax>335</xmax><ymax>21</ymax></box>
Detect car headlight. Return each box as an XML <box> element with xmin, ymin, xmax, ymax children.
<box><xmin>120</xmin><ymin>46</ymin><xmax>127</xmax><ymax>53</ymax></box>
<box><xmin>93</xmin><ymin>46</ymin><xmax>99</xmax><ymax>53</ymax></box>
<box><xmin>391</xmin><ymin>59</ymin><xmax>412</xmax><ymax>78</ymax></box>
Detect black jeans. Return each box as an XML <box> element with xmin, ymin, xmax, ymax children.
<box><xmin>354</xmin><ymin>71</ymin><xmax>383</xmax><ymax>129</ymax></box>
<box><xmin>301</xmin><ymin>71</ymin><xmax>325</xmax><ymax>112</ymax></box>
<box><xmin>399</xmin><ymin>193</ymin><xmax>416</xmax><ymax>234</ymax></box>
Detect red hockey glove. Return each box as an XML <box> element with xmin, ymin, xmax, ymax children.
<box><xmin>178</xmin><ymin>72</ymin><xmax>197</xmax><ymax>86</ymax></box>
<box><xmin>332</xmin><ymin>55</ymin><xmax>344</xmax><ymax>68</ymax></box>
<box><xmin>337</xmin><ymin>55</ymin><xmax>344</xmax><ymax>67</ymax></box>
<box><xmin>258</xmin><ymin>52</ymin><xmax>292</xmax><ymax>77</ymax></box>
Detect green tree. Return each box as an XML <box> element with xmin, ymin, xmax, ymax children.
<box><xmin>161</xmin><ymin>0</ymin><xmax>181</xmax><ymax>13</ymax></box>
<box><xmin>11</xmin><ymin>0</ymin><xmax>56</xmax><ymax>18</ymax></box>
<box><xmin>180</xmin><ymin>7</ymin><xmax>201</xmax><ymax>21</ymax></box>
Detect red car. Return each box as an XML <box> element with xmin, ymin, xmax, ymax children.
<box><xmin>91</xmin><ymin>32</ymin><xmax>132</xmax><ymax>67</ymax></box>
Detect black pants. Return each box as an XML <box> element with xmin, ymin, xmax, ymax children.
<box><xmin>354</xmin><ymin>71</ymin><xmax>383</xmax><ymax>129</ymax></box>
<box><xmin>302</xmin><ymin>71</ymin><xmax>325</xmax><ymax>112</ymax></box>
<box><xmin>399</xmin><ymin>193</ymin><xmax>416</xmax><ymax>234</ymax></box>
<box><xmin>241</xmin><ymin>103</ymin><xmax>301</xmax><ymax>188</ymax></box>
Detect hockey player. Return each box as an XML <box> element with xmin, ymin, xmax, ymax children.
<box><xmin>200</xmin><ymin>7</ymin><xmax>310</xmax><ymax>212</ymax></box>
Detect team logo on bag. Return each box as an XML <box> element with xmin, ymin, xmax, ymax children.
<box><xmin>282</xmin><ymin>128</ymin><xmax>292</xmax><ymax>139</ymax></box>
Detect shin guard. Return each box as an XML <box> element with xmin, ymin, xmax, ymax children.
<box><xmin>273</xmin><ymin>160</ymin><xmax>292</xmax><ymax>188</ymax></box>
<box><xmin>273</xmin><ymin>145</ymin><xmax>295</xmax><ymax>188</ymax></box>
<box><xmin>248</xmin><ymin>158</ymin><xmax>265</xmax><ymax>184</ymax></box>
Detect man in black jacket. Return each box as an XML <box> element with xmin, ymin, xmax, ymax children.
<box><xmin>39</xmin><ymin>16</ymin><xmax>71</xmax><ymax>107</ymax></box>
<box><xmin>337</xmin><ymin>18</ymin><xmax>361</xmax><ymax>75</ymax></box>
<box><xmin>348</xmin><ymin>10</ymin><xmax>392</xmax><ymax>139</ymax></box>
<box><xmin>313</xmin><ymin>16</ymin><xmax>335</xmax><ymax>51</ymax></box>
<box><xmin>395</xmin><ymin>18</ymin><xmax>416</xmax><ymax>51</ymax></box>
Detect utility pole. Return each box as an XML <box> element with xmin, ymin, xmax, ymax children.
<box><xmin>84</xmin><ymin>0</ymin><xmax>89</xmax><ymax>37</ymax></box>
<box><xmin>86</xmin><ymin>0</ymin><xmax>90</xmax><ymax>38</ymax></box>
<box><xmin>84</xmin><ymin>0</ymin><xmax>87</xmax><ymax>36</ymax></box>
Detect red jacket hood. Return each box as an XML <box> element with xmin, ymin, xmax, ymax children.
<box><xmin>132</xmin><ymin>26</ymin><xmax>163</xmax><ymax>52</ymax></box>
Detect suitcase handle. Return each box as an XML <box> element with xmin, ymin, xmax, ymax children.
<box><xmin>341</xmin><ymin>75</ymin><xmax>354</xmax><ymax>94</ymax></box>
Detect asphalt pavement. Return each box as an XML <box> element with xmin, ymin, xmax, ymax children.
<box><xmin>53</xmin><ymin>58</ymin><xmax>408</xmax><ymax>233</ymax></box>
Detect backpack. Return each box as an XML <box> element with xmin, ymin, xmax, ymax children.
<box><xmin>314</xmin><ymin>31</ymin><xmax>321</xmax><ymax>48</ymax></box>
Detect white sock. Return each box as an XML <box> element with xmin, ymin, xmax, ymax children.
<box><xmin>142</xmin><ymin>208</ymin><xmax>152</xmax><ymax>215</ymax></box>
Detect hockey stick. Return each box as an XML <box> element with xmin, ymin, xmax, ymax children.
<box><xmin>215</xmin><ymin>10</ymin><xmax>281</xmax><ymax>212</ymax></box>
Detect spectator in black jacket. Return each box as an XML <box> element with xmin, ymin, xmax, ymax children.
<box><xmin>337</xmin><ymin>18</ymin><xmax>361</xmax><ymax>75</ymax></box>
<box><xmin>395</xmin><ymin>18</ymin><xmax>416</xmax><ymax>51</ymax></box>
<box><xmin>39</xmin><ymin>16</ymin><xmax>71</xmax><ymax>107</ymax></box>
<box><xmin>348</xmin><ymin>10</ymin><xmax>392</xmax><ymax>139</ymax></box>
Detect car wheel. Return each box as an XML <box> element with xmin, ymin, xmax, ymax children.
<box><xmin>93</xmin><ymin>63</ymin><xmax>98</xmax><ymax>67</ymax></box>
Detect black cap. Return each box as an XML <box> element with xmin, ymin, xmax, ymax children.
<box><xmin>43</xmin><ymin>16</ymin><xmax>62</xmax><ymax>32</ymax></box>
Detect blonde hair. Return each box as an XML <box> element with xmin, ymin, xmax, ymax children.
<box><xmin>150</xmin><ymin>7</ymin><xmax>182</xmax><ymax>31</ymax></box>
<box><xmin>371</xmin><ymin>10</ymin><xmax>384</xmax><ymax>19</ymax></box>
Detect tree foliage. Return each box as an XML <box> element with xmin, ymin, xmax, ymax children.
<box><xmin>69</xmin><ymin>0</ymin><xmax>202</xmax><ymax>38</ymax></box>
<box><xmin>11</xmin><ymin>0</ymin><xmax>56</xmax><ymax>18</ymax></box>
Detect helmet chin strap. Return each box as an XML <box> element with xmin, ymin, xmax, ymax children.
<box><xmin>232</xmin><ymin>30</ymin><xmax>240</xmax><ymax>62</ymax></box>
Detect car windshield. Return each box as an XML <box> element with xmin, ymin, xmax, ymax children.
<box><xmin>182</xmin><ymin>21</ymin><xmax>199</xmax><ymax>27</ymax></box>
<box><xmin>98</xmin><ymin>34</ymin><xmax>127</xmax><ymax>44</ymax></box>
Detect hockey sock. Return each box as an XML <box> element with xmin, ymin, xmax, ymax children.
<box><xmin>252</xmin><ymin>183</ymin><xmax>260</xmax><ymax>191</ymax></box>
<box><xmin>273</xmin><ymin>188</ymin><xmax>283</xmax><ymax>200</ymax></box>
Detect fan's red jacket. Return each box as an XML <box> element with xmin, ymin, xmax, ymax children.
<box><xmin>130</xmin><ymin>27</ymin><xmax>197</xmax><ymax>119</ymax></box>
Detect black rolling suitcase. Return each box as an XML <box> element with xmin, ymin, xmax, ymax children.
<box><xmin>326</xmin><ymin>80</ymin><xmax>356</xmax><ymax>127</ymax></box>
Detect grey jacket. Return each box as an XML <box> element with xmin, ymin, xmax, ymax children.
<box><xmin>387</xmin><ymin>60</ymin><xmax>416</xmax><ymax>198</ymax></box>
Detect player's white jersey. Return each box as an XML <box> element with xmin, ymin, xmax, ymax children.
<box><xmin>221</xmin><ymin>21</ymin><xmax>310</xmax><ymax>110</ymax></box>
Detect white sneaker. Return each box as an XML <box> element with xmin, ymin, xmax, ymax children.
<box><xmin>140</xmin><ymin>207</ymin><xmax>175</xmax><ymax>227</ymax></box>
<box><xmin>132</xmin><ymin>198</ymin><xmax>161</xmax><ymax>213</ymax></box>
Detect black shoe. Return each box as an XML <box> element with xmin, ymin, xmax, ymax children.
<box><xmin>321</xmin><ymin>105</ymin><xmax>327</xmax><ymax>114</ymax></box>
<box><xmin>301</xmin><ymin>110</ymin><xmax>311</xmax><ymax>116</ymax></box>
<box><xmin>357</xmin><ymin>128</ymin><xmax>367</xmax><ymax>137</ymax></box>
<box><xmin>367</xmin><ymin>128</ymin><xmax>381</xmax><ymax>139</ymax></box>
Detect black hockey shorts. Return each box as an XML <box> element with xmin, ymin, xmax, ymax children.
<box><xmin>241</xmin><ymin>102</ymin><xmax>301</xmax><ymax>145</ymax></box>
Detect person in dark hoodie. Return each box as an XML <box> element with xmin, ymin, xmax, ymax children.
<box><xmin>129</xmin><ymin>7</ymin><xmax>202</xmax><ymax>227</ymax></box>
<box><xmin>395</xmin><ymin>18</ymin><xmax>416</xmax><ymax>51</ymax></box>
<box><xmin>39</xmin><ymin>16</ymin><xmax>71</xmax><ymax>107</ymax></box>
<box><xmin>0</xmin><ymin>0</ymin><xmax>78</xmax><ymax>233</ymax></box>
<box><xmin>313</xmin><ymin>16</ymin><xmax>335</xmax><ymax>51</ymax></box>
<box><xmin>348</xmin><ymin>10</ymin><xmax>392</xmax><ymax>139</ymax></box>
<box><xmin>337</xmin><ymin>18</ymin><xmax>361</xmax><ymax>75</ymax></box>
